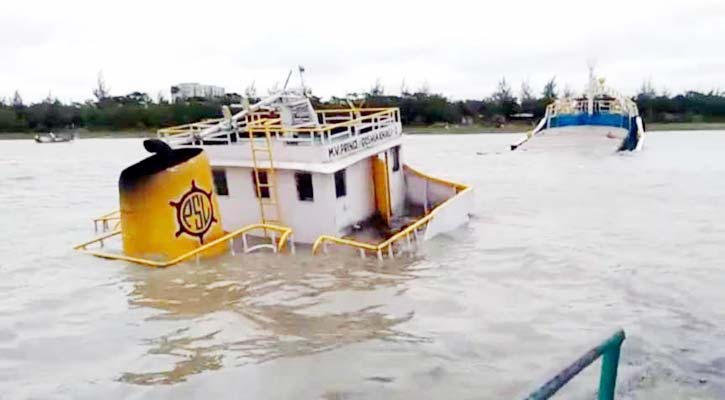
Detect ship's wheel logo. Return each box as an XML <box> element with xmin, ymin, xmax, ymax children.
<box><xmin>169</xmin><ymin>180</ymin><xmax>217</xmax><ymax>243</ymax></box>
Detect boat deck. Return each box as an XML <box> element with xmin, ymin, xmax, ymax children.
<box><xmin>518</xmin><ymin>126</ymin><xmax>628</xmax><ymax>153</ymax></box>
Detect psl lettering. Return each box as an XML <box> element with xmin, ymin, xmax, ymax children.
<box><xmin>181</xmin><ymin>192</ymin><xmax>212</xmax><ymax>231</ymax></box>
<box><xmin>169</xmin><ymin>180</ymin><xmax>218</xmax><ymax>243</ymax></box>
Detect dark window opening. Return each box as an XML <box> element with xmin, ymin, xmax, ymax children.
<box><xmin>252</xmin><ymin>170</ymin><xmax>270</xmax><ymax>198</ymax></box>
<box><xmin>391</xmin><ymin>146</ymin><xmax>401</xmax><ymax>172</ymax></box>
<box><xmin>295</xmin><ymin>172</ymin><xmax>314</xmax><ymax>201</ymax></box>
<box><xmin>212</xmin><ymin>169</ymin><xmax>229</xmax><ymax>196</ymax></box>
<box><xmin>335</xmin><ymin>169</ymin><xmax>347</xmax><ymax>198</ymax></box>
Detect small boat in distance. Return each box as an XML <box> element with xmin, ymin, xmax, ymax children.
<box><xmin>511</xmin><ymin>68</ymin><xmax>644</xmax><ymax>152</ymax></box>
<box><xmin>34</xmin><ymin>132</ymin><xmax>76</xmax><ymax>143</ymax></box>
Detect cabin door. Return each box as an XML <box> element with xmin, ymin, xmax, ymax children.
<box><xmin>372</xmin><ymin>153</ymin><xmax>392</xmax><ymax>226</ymax></box>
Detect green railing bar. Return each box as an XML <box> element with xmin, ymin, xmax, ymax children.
<box><xmin>524</xmin><ymin>329</ymin><xmax>626</xmax><ymax>400</ymax></box>
<box><xmin>598</xmin><ymin>330</ymin><xmax>624</xmax><ymax>400</ymax></box>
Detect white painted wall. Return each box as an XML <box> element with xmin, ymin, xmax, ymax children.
<box><xmin>423</xmin><ymin>188</ymin><xmax>473</xmax><ymax>240</ymax></box>
<box><xmin>405</xmin><ymin>170</ymin><xmax>458</xmax><ymax>209</ymax></box>
<box><xmin>213</xmin><ymin>157</ymin><xmax>472</xmax><ymax>247</ymax></box>
<box><xmin>214</xmin><ymin>166</ymin><xmax>338</xmax><ymax>244</ymax></box>
<box><xmin>180</xmin><ymin>125</ymin><xmax>403</xmax><ymax>167</ymax></box>
<box><xmin>277</xmin><ymin>169</ymin><xmax>337</xmax><ymax>244</ymax></box>
<box><xmin>333</xmin><ymin>157</ymin><xmax>376</xmax><ymax>232</ymax></box>
<box><xmin>401</xmin><ymin>168</ymin><xmax>473</xmax><ymax>240</ymax></box>
<box><xmin>215</xmin><ymin>167</ymin><xmax>262</xmax><ymax>231</ymax></box>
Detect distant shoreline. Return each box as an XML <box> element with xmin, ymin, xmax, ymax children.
<box><xmin>404</xmin><ymin>122</ymin><xmax>725</xmax><ymax>134</ymax></box>
<box><xmin>1</xmin><ymin>122</ymin><xmax>724</xmax><ymax>140</ymax></box>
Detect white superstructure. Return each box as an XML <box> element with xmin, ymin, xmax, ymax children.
<box><xmin>158</xmin><ymin>74</ymin><xmax>472</xmax><ymax>258</ymax></box>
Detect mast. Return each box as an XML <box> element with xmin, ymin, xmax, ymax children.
<box><xmin>587</xmin><ymin>61</ymin><xmax>596</xmax><ymax>115</ymax></box>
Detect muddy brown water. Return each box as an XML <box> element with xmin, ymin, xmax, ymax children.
<box><xmin>0</xmin><ymin>132</ymin><xmax>724</xmax><ymax>399</ymax></box>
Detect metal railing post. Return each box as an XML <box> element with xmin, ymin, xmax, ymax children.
<box><xmin>523</xmin><ymin>330</ymin><xmax>625</xmax><ymax>400</ymax></box>
<box><xmin>598</xmin><ymin>331</ymin><xmax>624</xmax><ymax>400</ymax></box>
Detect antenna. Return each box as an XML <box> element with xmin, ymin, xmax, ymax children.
<box><xmin>586</xmin><ymin>58</ymin><xmax>597</xmax><ymax>80</ymax></box>
<box><xmin>282</xmin><ymin>69</ymin><xmax>293</xmax><ymax>91</ymax></box>
<box><xmin>298</xmin><ymin>65</ymin><xmax>307</xmax><ymax>95</ymax></box>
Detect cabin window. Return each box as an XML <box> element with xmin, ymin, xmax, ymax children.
<box><xmin>335</xmin><ymin>169</ymin><xmax>347</xmax><ymax>198</ymax></box>
<box><xmin>212</xmin><ymin>169</ymin><xmax>229</xmax><ymax>196</ymax></box>
<box><xmin>252</xmin><ymin>170</ymin><xmax>270</xmax><ymax>198</ymax></box>
<box><xmin>295</xmin><ymin>172</ymin><xmax>314</xmax><ymax>201</ymax></box>
<box><xmin>391</xmin><ymin>146</ymin><xmax>400</xmax><ymax>172</ymax></box>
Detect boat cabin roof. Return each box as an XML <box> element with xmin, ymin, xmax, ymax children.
<box><xmin>158</xmin><ymin>92</ymin><xmax>403</xmax><ymax>172</ymax></box>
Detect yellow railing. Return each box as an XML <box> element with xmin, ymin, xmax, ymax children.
<box><xmin>157</xmin><ymin>111</ymin><xmax>276</xmax><ymax>138</ymax></box>
<box><xmin>93</xmin><ymin>210</ymin><xmax>121</xmax><ymax>232</ymax></box>
<box><xmin>157</xmin><ymin>118</ymin><xmax>225</xmax><ymax>136</ymax></box>
<box><xmin>316</xmin><ymin>107</ymin><xmax>393</xmax><ymax>114</ymax></box>
<box><xmin>312</xmin><ymin>166</ymin><xmax>470</xmax><ymax>260</ymax></box>
<box><xmin>156</xmin><ymin>107</ymin><xmax>401</xmax><ymax>148</ymax></box>
<box><xmin>248</xmin><ymin>108</ymin><xmax>399</xmax><ymax>134</ymax></box>
<box><xmin>74</xmin><ymin>223</ymin><xmax>294</xmax><ymax>268</ymax></box>
<box><xmin>404</xmin><ymin>165</ymin><xmax>469</xmax><ymax>192</ymax></box>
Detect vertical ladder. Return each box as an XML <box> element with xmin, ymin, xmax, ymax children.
<box><xmin>249</xmin><ymin>124</ymin><xmax>282</xmax><ymax>227</ymax></box>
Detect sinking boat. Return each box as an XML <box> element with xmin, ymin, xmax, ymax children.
<box><xmin>75</xmin><ymin>71</ymin><xmax>473</xmax><ymax>266</ymax></box>
<box><xmin>511</xmin><ymin>69</ymin><xmax>644</xmax><ymax>152</ymax></box>
<box><xmin>34</xmin><ymin>132</ymin><xmax>75</xmax><ymax>143</ymax></box>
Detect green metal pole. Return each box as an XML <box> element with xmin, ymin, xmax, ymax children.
<box><xmin>597</xmin><ymin>330</ymin><xmax>625</xmax><ymax>400</ymax></box>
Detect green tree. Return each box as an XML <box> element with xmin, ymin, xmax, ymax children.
<box><xmin>93</xmin><ymin>71</ymin><xmax>110</xmax><ymax>102</ymax></box>
<box><xmin>369</xmin><ymin>78</ymin><xmax>384</xmax><ymax>96</ymax></box>
<box><xmin>244</xmin><ymin>81</ymin><xmax>260</xmax><ymax>103</ymax></box>
<box><xmin>520</xmin><ymin>81</ymin><xmax>537</xmax><ymax>114</ymax></box>
<box><xmin>637</xmin><ymin>80</ymin><xmax>657</xmax><ymax>100</ymax></box>
<box><xmin>491</xmin><ymin>77</ymin><xmax>519</xmax><ymax>118</ymax></box>
<box><xmin>542</xmin><ymin>77</ymin><xmax>557</xmax><ymax>101</ymax></box>
<box><xmin>0</xmin><ymin>108</ymin><xmax>27</xmax><ymax>132</ymax></box>
<box><xmin>12</xmin><ymin>90</ymin><xmax>23</xmax><ymax>108</ymax></box>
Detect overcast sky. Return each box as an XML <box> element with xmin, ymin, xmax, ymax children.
<box><xmin>2</xmin><ymin>0</ymin><xmax>724</xmax><ymax>103</ymax></box>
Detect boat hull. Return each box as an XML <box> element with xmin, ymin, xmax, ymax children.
<box><xmin>520</xmin><ymin>125</ymin><xmax>629</xmax><ymax>152</ymax></box>
<box><xmin>34</xmin><ymin>135</ymin><xmax>74</xmax><ymax>143</ymax></box>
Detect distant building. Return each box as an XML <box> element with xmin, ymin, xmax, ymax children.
<box><xmin>170</xmin><ymin>83</ymin><xmax>225</xmax><ymax>102</ymax></box>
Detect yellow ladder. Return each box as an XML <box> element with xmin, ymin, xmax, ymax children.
<box><xmin>248</xmin><ymin>124</ymin><xmax>282</xmax><ymax>227</ymax></box>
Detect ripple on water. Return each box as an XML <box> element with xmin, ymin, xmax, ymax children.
<box><xmin>1</xmin><ymin>134</ymin><xmax>725</xmax><ymax>399</ymax></box>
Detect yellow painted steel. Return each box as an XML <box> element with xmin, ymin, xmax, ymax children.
<box><xmin>93</xmin><ymin>209</ymin><xmax>121</xmax><ymax>232</ymax></box>
<box><xmin>312</xmin><ymin>166</ymin><xmax>470</xmax><ymax>257</ymax></box>
<box><xmin>247</xmin><ymin>125</ymin><xmax>282</xmax><ymax>227</ymax></box>
<box><xmin>120</xmin><ymin>150</ymin><xmax>227</xmax><ymax>261</ymax></box>
<box><xmin>372</xmin><ymin>154</ymin><xmax>392</xmax><ymax>226</ymax></box>
<box><xmin>74</xmin><ymin>224</ymin><xmax>293</xmax><ymax>268</ymax></box>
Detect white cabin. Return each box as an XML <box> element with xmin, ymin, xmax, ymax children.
<box><xmin>157</xmin><ymin>87</ymin><xmax>472</xmax><ymax>257</ymax></box>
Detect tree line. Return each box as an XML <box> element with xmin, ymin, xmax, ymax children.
<box><xmin>2</xmin><ymin>76</ymin><xmax>724</xmax><ymax>133</ymax></box>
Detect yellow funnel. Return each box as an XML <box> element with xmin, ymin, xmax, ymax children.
<box><xmin>119</xmin><ymin>140</ymin><xmax>226</xmax><ymax>261</ymax></box>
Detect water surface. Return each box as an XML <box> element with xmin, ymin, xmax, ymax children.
<box><xmin>0</xmin><ymin>132</ymin><xmax>724</xmax><ymax>399</ymax></box>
